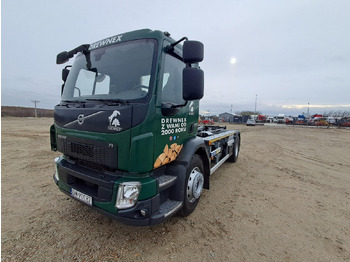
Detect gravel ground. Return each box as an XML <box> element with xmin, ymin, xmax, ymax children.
<box><xmin>2</xmin><ymin>117</ymin><xmax>350</xmax><ymax>261</ymax></box>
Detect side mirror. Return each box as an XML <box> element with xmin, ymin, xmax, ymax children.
<box><xmin>62</xmin><ymin>66</ymin><xmax>71</xmax><ymax>82</ymax></box>
<box><xmin>183</xmin><ymin>41</ymin><xmax>204</xmax><ymax>63</ymax></box>
<box><xmin>61</xmin><ymin>66</ymin><xmax>71</xmax><ymax>95</ymax></box>
<box><xmin>56</xmin><ymin>51</ymin><xmax>69</xmax><ymax>64</ymax></box>
<box><xmin>56</xmin><ymin>44</ymin><xmax>90</xmax><ymax>64</ymax></box>
<box><xmin>183</xmin><ymin>67</ymin><xmax>204</xmax><ymax>101</ymax></box>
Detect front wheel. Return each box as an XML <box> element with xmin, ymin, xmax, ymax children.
<box><xmin>228</xmin><ymin>135</ymin><xmax>240</xmax><ymax>163</ymax></box>
<box><xmin>180</xmin><ymin>154</ymin><xmax>204</xmax><ymax>217</ymax></box>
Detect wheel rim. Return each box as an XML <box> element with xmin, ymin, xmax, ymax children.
<box><xmin>186</xmin><ymin>167</ymin><xmax>204</xmax><ymax>203</ymax></box>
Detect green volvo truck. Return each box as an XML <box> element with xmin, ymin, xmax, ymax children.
<box><xmin>51</xmin><ymin>29</ymin><xmax>240</xmax><ymax>226</ymax></box>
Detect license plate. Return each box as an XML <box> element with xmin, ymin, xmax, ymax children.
<box><xmin>71</xmin><ymin>188</ymin><xmax>92</xmax><ymax>206</ymax></box>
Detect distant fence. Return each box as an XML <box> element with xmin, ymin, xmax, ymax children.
<box><xmin>1</xmin><ymin>106</ymin><xmax>54</xmax><ymax>118</ymax></box>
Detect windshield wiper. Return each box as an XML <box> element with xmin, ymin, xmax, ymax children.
<box><xmin>85</xmin><ymin>98</ymin><xmax>129</xmax><ymax>105</ymax></box>
<box><xmin>61</xmin><ymin>100</ymin><xmax>87</xmax><ymax>108</ymax></box>
<box><xmin>62</xmin><ymin>100</ymin><xmax>86</xmax><ymax>103</ymax></box>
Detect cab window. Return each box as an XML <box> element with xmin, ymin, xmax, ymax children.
<box><xmin>161</xmin><ymin>54</ymin><xmax>185</xmax><ymax>105</ymax></box>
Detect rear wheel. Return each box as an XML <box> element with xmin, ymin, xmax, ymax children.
<box><xmin>228</xmin><ymin>135</ymin><xmax>240</xmax><ymax>163</ymax></box>
<box><xmin>180</xmin><ymin>154</ymin><xmax>204</xmax><ymax>216</ymax></box>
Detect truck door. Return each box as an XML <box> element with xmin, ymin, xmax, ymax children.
<box><xmin>153</xmin><ymin>45</ymin><xmax>199</xmax><ymax>169</ymax></box>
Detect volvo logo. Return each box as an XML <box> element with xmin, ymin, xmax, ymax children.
<box><xmin>63</xmin><ymin>111</ymin><xmax>104</xmax><ymax>128</ymax></box>
<box><xmin>77</xmin><ymin>114</ymin><xmax>85</xmax><ymax>125</ymax></box>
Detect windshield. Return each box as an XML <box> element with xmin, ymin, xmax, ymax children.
<box><xmin>62</xmin><ymin>39</ymin><xmax>156</xmax><ymax>102</ymax></box>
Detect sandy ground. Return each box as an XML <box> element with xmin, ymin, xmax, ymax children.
<box><xmin>1</xmin><ymin>117</ymin><xmax>350</xmax><ymax>262</ymax></box>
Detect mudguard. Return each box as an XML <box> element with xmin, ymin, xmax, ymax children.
<box><xmin>173</xmin><ymin>136</ymin><xmax>210</xmax><ymax>189</ymax></box>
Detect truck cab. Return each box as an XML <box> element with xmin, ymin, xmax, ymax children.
<box><xmin>51</xmin><ymin>29</ymin><xmax>240</xmax><ymax>226</ymax></box>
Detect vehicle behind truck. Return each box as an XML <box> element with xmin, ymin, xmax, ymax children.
<box><xmin>51</xmin><ymin>29</ymin><xmax>240</xmax><ymax>226</ymax></box>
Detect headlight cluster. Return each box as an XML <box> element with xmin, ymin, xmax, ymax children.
<box><xmin>116</xmin><ymin>182</ymin><xmax>141</xmax><ymax>209</ymax></box>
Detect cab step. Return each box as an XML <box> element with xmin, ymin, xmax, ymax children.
<box><xmin>159</xmin><ymin>200</ymin><xmax>183</xmax><ymax>218</ymax></box>
<box><xmin>158</xmin><ymin>175</ymin><xmax>177</xmax><ymax>192</ymax></box>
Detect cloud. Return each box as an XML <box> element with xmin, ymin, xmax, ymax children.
<box><xmin>282</xmin><ymin>104</ymin><xmax>350</xmax><ymax>109</ymax></box>
<box><xmin>2</xmin><ymin>0</ymin><xmax>350</xmax><ymax>111</ymax></box>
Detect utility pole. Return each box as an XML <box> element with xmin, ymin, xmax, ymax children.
<box><xmin>31</xmin><ymin>100</ymin><xmax>40</xmax><ymax>118</ymax></box>
<box><xmin>254</xmin><ymin>95</ymin><xmax>257</xmax><ymax>114</ymax></box>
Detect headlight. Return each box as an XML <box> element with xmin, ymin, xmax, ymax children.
<box><xmin>116</xmin><ymin>182</ymin><xmax>141</xmax><ymax>209</ymax></box>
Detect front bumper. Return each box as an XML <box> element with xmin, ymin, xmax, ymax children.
<box><xmin>56</xmin><ymin>183</ymin><xmax>163</xmax><ymax>226</ymax></box>
<box><xmin>53</xmin><ymin>157</ymin><xmax>175</xmax><ymax>226</ymax></box>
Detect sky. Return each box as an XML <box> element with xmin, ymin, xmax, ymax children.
<box><xmin>2</xmin><ymin>0</ymin><xmax>350</xmax><ymax>116</ymax></box>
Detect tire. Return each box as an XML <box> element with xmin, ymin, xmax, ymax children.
<box><xmin>180</xmin><ymin>154</ymin><xmax>204</xmax><ymax>217</ymax></box>
<box><xmin>228</xmin><ymin>135</ymin><xmax>240</xmax><ymax>163</ymax></box>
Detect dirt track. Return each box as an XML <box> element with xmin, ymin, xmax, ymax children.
<box><xmin>2</xmin><ymin>117</ymin><xmax>350</xmax><ymax>261</ymax></box>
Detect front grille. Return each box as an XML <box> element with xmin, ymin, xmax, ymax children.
<box><xmin>57</xmin><ymin>135</ymin><xmax>118</xmax><ymax>169</ymax></box>
<box><xmin>71</xmin><ymin>142</ymin><xmax>94</xmax><ymax>158</ymax></box>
